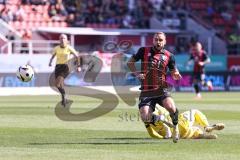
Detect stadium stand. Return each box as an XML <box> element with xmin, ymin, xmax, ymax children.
<box><xmin>184</xmin><ymin>0</ymin><xmax>240</xmax><ymax>55</ymax></box>
<box><xmin>0</xmin><ymin>0</ymin><xmax>68</xmax><ymax>35</ymax></box>
<box><xmin>0</xmin><ymin>0</ymin><xmax>240</xmax><ymax>55</ymax></box>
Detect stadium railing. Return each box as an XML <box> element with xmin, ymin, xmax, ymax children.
<box><xmin>0</xmin><ymin>40</ymin><xmax>59</xmax><ymax>54</ymax></box>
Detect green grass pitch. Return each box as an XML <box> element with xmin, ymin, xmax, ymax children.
<box><xmin>0</xmin><ymin>92</ymin><xmax>240</xmax><ymax>160</ymax></box>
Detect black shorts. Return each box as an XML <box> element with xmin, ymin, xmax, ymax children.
<box><xmin>193</xmin><ymin>72</ymin><xmax>205</xmax><ymax>82</ymax></box>
<box><xmin>55</xmin><ymin>64</ymin><xmax>70</xmax><ymax>78</ymax></box>
<box><xmin>138</xmin><ymin>90</ymin><xmax>171</xmax><ymax>111</ymax></box>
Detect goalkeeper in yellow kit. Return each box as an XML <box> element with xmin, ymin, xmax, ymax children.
<box><xmin>146</xmin><ymin>106</ymin><xmax>225</xmax><ymax>139</ymax></box>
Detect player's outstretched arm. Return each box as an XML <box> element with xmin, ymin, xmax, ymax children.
<box><xmin>199</xmin><ymin>57</ymin><xmax>211</xmax><ymax>66</ymax></box>
<box><xmin>185</xmin><ymin>59</ymin><xmax>193</xmax><ymax>67</ymax></box>
<box><xmin>127</xmin><ymin>57</ymin><xmax>137</xmax><ymax>74</ymax></box>
<box><xmin>162</xmin><ymin>123</ymin><xmax>172</xmax><ymax>139</ymax></box>
<box><xmin>127</xmin><ymin>57</ymin><xmax>145</xmax><ymax>80</ymax></box>
<box><xmin>171</xmin><ymin>69</ymin><xmax>182</xmax><ymax>80</ymax></box>
<box><xmin>49</xmin><ymin>53</ymin><xmax>56</xmax><ymax>67</ymax></box>
<box><xmin>72</xmin><ymin>52</ymin><xmax>79</xmax><ymax>64</ymax></box>
<box><xmin>146</xmin><ymin>124</ymin><xmax>164</xmax><ymax>139</ymax></box>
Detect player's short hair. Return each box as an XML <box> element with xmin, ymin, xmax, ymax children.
<box><xmin>195</xmin><ymin>42</ymin><xmax>202</xmax><ymax>49</ymax></box>
<box><xmin>59</xmin><ymin>34</ymin><xmax>68</xmax><ymax>40</ymax></box>
<box><xmin>154</xmin><ymin>32</ymin><xmax>166</xmax><ymax>38</ymax></box>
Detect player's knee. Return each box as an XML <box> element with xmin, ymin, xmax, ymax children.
<box><xmin>55</xmin><ymin>83</ymin><xmax>61</xmax><ymax>88</ymax></box>
<box><xmin>55</xmin><ymin>80</ymin><xmax>62</xmax><ymax>88</ymax></box>
<box><xmin>140</xmin><ymin>112</ymin><xmax>151</xmax><ymax>122</ymax></box>
<box><xmin>140</xmin><ymin>109</ymin><xmax>151</xmax><ymax>122</ymax></box>
<box><xmin>55</xmin><ymin>77</ymin><xmax>64</xmax><ymax>88</ymax></box>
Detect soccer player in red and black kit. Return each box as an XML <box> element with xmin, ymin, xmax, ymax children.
<box><xmin>127</xmin><ymin>32</ymin><xmax>182</xmax><ymax>143</ymax></box>
<box><xmin>187</xmin><ymin>42</ymin><xmax>213</xmax><ymax>99</ymax></box>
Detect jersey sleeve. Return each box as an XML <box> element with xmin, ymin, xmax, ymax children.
<box><xmin>168</xmin><ymin>53</ymin><xmax>177</xmax><ymax>71</ymax></box>
<box><xmin>131</xmin><ymin>47</ymin><xmax>144</xmax><ymax>61</ymax></box>
<box><xmin>202</xmin><ymin>51</ymin><xmax>209</xmax><ymax>61</ymax></box>
<box><xmin>52</xmin><ymin>46</ymin><xmax>57</xmax><ymax>55</ymax></box>
<box><xmin>189</xmin><ymin>53</ymin><xmax>194</xmax><ymax>60</ymax></box>
<box><xmin>68</xmin><ymin>46</ymin><xmax>78</xmax><ymax>54</ymax></box>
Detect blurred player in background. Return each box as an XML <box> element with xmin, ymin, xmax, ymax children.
<box><xmin>146</xmin><ymin>106</ymin><xmax>225</xmax><ymax>139</ymax></box>
<box><xmin>127</xmin><ymin>32</ymin><xmax>182</xmax><ymax>143</ymax></box>
<box><xmin>186</xmin><ymin>42</ymin><xmax>213</xmax><ymax>99</ymax></box>
<box><xmin>49</xmin><ymin>34</ymin><xmax>79</xmax><ymax>107</ymax></box>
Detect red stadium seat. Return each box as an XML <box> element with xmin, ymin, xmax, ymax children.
<box><xmin>13</xmin><ymin>21</ymin><xmax>21</xmax><ymax>29</ymax></box>
<box><xmin>8</xmin><ymin>5</ymin><xmax>17</xmax><ymax>12</ymax></box>
<box><xmin>8</xmin><ymin>0</ymin><xmax>20</xmax><ymax>5</ymax></box>
<box><xmin>110</xmin><ymin>24</ymin><xmax>119</xmax><ymax>28</ymax></box>
<box><xmin>53</xmin><ymin>21</ymin><xmax>60</xmax><ymax>27</ymax></box>
<box><xmin>26</xmin><ymin>13</ymin><xmax>35</xmax><ymax>22</ymax></box>
<box><xmin>20</xmin><ymin>21</ymin><xmax>27</xmax><ymax>29</ymax></box>
<box><xmin>105</xmin><ymin>24</ymin><xmax>110</xmax><ymax>28</ymax></box>
<box><xmin>60</xmin><ymin>22</ymin><xmax>67</xmax><ymax>27</ymax></box>
<box><xmin>23</xmin><ymin>5</ymin><xmax>32</xmax><ymax>13</ymax></box>
<box><xmin>213</xmin><ymin>18</ymin><xmax>224</xmax><ymax>26</ymax></box>
<box><xmin>213</xmin><ymin>13</ymin><xmax>221</xmax><ymax>19</ymax></box>
<box><xmin>98</xmin><ymin>23</ymin><xmax>104</xmax><ymax>28</ymax></box>
<box><xmin>225</xmin><ymin>27</ymin><xmax>233</xmax><ymax>34</ymax></box>
<box><xmin>40</xmin><ymin>21</ymin><xmax>47</xmax><ymax>27</ymax></box>
<box><xmin>91</xmin><ymin>23</ymin><xmax>98</xmax><ymax>28</ymax></box>
<box><xmin>235</xmin><ymin>4</ymin><xmax>240</xmax><ymax>12</ymax></box>
<box><xmin>43</xmin><ymin>4</ymin><xmax>49</xmax><ymax>12</ymax></box>
<box><xmin>43</xmin><ymin>13</ymin><xmax>50</xmax><ymax>22</ymax></box>
<box><xmin>86</xmin><ymin>23</ymin><xmax>92</xmax><ymax>27</ymax></box>
<box><xmin>33</xmin><ymin>22</ymin><xmax>40</xmax><ymax>28</ymax></box>
<box><xmin>27</xmin><ymin>21</ymin><xmax>33</xmax><ymax>29</ymax></box>
<box><xmin>35</xmin><ymin>13</ymin><xmax>42</xmax><ymax>22</ymax></box>
<box><xmin>47</xmin><ymin>22</ymin><xmax>53</xmax><ymax>27</ymax></box>
<box><xmin>35</xmin><ymin>5</ymin><xmax>44</xmax><ymax>13</ymax></box>
<box><xmin>226</xmin><ymin>18</ymin><xmax>236</xmax><ymax>26</ymax></box>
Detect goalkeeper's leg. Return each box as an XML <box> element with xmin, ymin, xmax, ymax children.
<box><xmin>205</xmin><ymin>123</ymin><xmax>225</xmax><ymax>133</ymax></box>
<box><xmin>192</xmin><ymin>109</ymin><xmax>225</xmax><ymax>132</ymax></box>
<box><xmin>193</xmin><ymin>109</ymin><xmax>210</xmax><ymax>127</ymax></box>
<box><xmin>190</xmin><ymin>127</ymin><xmax>217</xmax><ymax>139</ymax></box>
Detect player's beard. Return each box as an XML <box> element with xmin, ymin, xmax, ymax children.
<box><xmin>155</xmin><ymin>44</ymin><xmax>163</xmax><ymax>51</ymax></box>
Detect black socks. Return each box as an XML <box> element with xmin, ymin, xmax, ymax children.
<box><xmin>194</xmin><ymin>83</ymin><xmax>200</xmax><ymax>94</ymax></box>
<box><xmin>57</xmin><ymin>87</ymin><xmax>65</xmax><ymax>100</ymax></box>
<box><xmin>170</xmin><ymin>109</ymin><xmax>179</xmax><ymax>126</ymax></box>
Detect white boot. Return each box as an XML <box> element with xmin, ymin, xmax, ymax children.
<box><xmin>172</xmin><ymin>125</ymin><xmax>180</xmax><ymax>143</ymax></box>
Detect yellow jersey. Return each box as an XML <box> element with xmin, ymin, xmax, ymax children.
<box><xmin>145</xmin><ymin>106</ymin><xmax>172</xmax><ymax>139</ymax></box>
<box><xmin>53</xmin><ymin>45</ymin><xmax>78</xmax><ymax>64</ymax></box>
<box><xmin>150</xmin><ymin>107</ymin><xmax>204</xmax><ymax>139</ymax></box>
<box><xmin>152</xmin><ymin>107</ymin><xmax>191</xmax><ymax>138</ymax></box>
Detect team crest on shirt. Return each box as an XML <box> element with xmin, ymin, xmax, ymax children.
<box><xmin>157</xmin><ymin>55</ymin><xmax>167</xmax><ymax>67</ymax></box>
<box><xmin>161</xmin><ymin>55</ymin><xmax>167</xmax><ymax>61</ymax></box>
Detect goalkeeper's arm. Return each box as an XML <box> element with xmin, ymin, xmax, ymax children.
<box><xmin>162</xmin><ymin>123</ymin><xmax>172</xmax><ymax>139</ymax></box>
<box><xmin>145</xmin><ymin>124</ymin><xmax>164</xmax><ymax>139</ymax></box>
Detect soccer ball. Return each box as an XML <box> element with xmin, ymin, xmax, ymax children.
<box><xmin>16</xmin><ymin>65</ymin><xmax>34</xmax><ymax>82</ymax></box>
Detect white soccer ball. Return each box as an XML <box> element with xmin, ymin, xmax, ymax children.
<box><xmin>16</xmin><ymin>65</ymin><xmax>34</xmax><ymax>82</ymax></box>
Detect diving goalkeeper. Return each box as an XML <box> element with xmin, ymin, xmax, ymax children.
<box><xmin>146</xmin><ymin>106</ymin><xmax>224</xmax><ymax>139</ymax></box>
